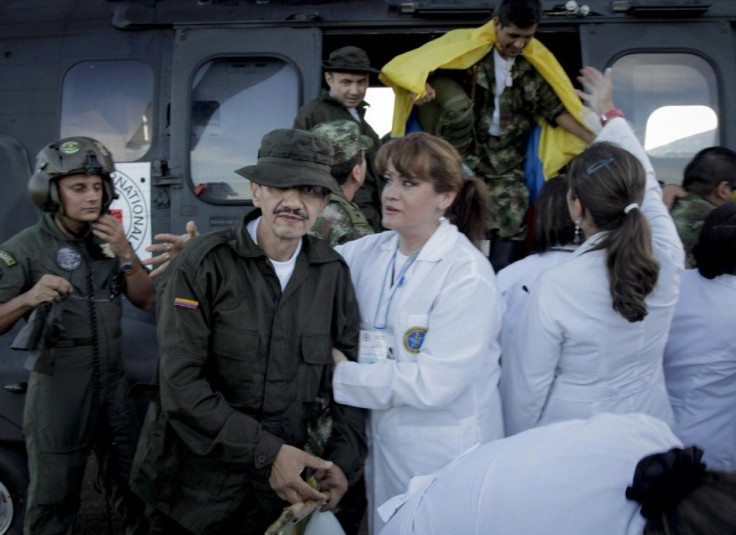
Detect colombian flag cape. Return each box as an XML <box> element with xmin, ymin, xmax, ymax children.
<box><xmin>379</xmin><ymin>20</ymin><xmax>589</xmax><ymax>179</ymax></box>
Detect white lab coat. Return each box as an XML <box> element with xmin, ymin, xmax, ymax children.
<box><xmin>501</xmin><ymin>118</ymin><xmax>683</xmax><ymax>435</ymax></box>
<box><xmin>378</xmin><ymin>413</ymin><xmax>682</xmax><ymax>535</ymax></box>
<box><xmin>334</xmin><ymin>219</ymin><xmax>504</xmax><ymax>534</ymax></box>
<box><xmin>664</xmin><ymin>269</ymin><xmax>736</xmax><ymax>470</ymax></box>
<box><xmin>496</xmin><ymin>247</ymin><xmax>576</xmax><ymax>356</ymax></box>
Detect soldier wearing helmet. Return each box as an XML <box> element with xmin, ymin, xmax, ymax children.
<box><xmin>28</xmin><ymin>136</ymin><xmax>117</xmax><ymax>216</ymax></box>
<box><xmin>0</xmin><ymin>136</ymin><xmax>154</xmax><ymax>534</ymax></box>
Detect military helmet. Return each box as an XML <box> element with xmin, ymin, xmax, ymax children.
<box><xmin>310</xmin><ymin>120</ymin><xmax>374</xmax><ymax>166</ymax></box>
<box><xmin>28</xmin><ymin>136</ymin><xmax>116</xmax><ymax>213</ymax></box>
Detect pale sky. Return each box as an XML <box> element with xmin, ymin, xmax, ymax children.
<box><xmin>645</xmin><ymin>105</ymin><xmax>717</xmax><ymax>151</ymax></box>
<box><xmin>365</xmin><ymin>87</ymin><xmax>396</xmax><ymax>138</ymax></box>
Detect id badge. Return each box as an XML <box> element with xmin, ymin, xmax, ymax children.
<box><xmin>358</xmin><ymin>327</ymin><xmax>394</xmax><ymax>364</ymax></box>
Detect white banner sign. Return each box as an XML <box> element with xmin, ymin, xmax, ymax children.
<box><xmin>109</xmin><ymin>162</ymin><xmax>152</xmax><ymax>257</ymax></box>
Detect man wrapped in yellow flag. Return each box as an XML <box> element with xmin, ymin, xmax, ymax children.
<box><xmin>381</xmin><ymin>0</ymin><xmax>596</xmax><ymax>270</ymax></box>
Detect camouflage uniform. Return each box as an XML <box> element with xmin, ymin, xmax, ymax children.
<box><xmin>311</xmin><ymin>194</ymin><xmax>374</xmax><ymax>246</ymax></box>
<box><xmin>670</xmin><ymin>194</ymin><xmax>716</xmax><ymax>268</ymax></box>
<box><xmin>460</xmin><ymin>53</ymin><xmax>566</xmax><ymax>240</ymax></box>
<box><xmin>309</xmin><ymin>119</ymin><xmax>376</xmax><ymax>247</ymax></box>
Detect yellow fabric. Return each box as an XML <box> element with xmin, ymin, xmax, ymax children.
<box><xmin>380</xmin><ymin>20</ymin><xmax>587</xmax><ymax>178</ymax></box>
<box><xmin>538</xmin><ymin>117</ymin><xmax>587</xmax><ymax>179</ymax></box>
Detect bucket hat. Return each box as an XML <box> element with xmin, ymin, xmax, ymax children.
<box><xmin>322</xmin><ymin>46</ymin><xmax>379</xmax><ymax>74</ymax></box>
<box><xmin>235</xmin><ymin>129</ymin><xmax>341</xmax><ymax>195</ymax></box>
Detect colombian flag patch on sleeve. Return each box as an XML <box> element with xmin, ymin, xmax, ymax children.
<box><xmin>174</xmin><ymin>298</ymin><xmax>199</xmax><ymax>310</ymax></box>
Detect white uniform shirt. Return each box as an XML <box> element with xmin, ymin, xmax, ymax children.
<box><xmin>501</xmin><ymin>118</ymin><xmax>684</xmax><ymax>435</ymax></box>
<box><xmin>379</xmin><ymin>413</ymin><xmax>682</xmax><ymax>535</ymax></box>
<box><xmin>664</xmin><ymin>269</ymin><xmax>736</xmax><ymax>470</ymax></box>
<box><xmin>334</xmin><ymin>219</ymin><xmax>505</xmax><ymax>533</ymax></box>
<box><xmin>496</xmin><ymin>247</ymin><xmax>576</xmax><ymax>355</ymax></box>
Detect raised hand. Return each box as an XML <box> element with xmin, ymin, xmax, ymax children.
<box><xmin>143</xmin><ymin>220</ymin><xmax>199</xmax><ymax>277</ymax></box>
<box><xmin>576</xmin><ymin>66</ymin><xmax>615</xmax><ymax>116</ymax></box>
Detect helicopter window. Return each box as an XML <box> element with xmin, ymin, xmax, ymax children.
<box><xmin>610</xmin><ymin>53</ymin><xmax>718</xmax><ymax>183</ymax></box>
<box><xmin>190</xmin><ymin>57</ymin><xmax>299</xmax><ymax>201</ymax></box>
<box><xmin>61</xmin><ymin>60</ymin><xmax>154</xmax><ymax>162</ymax></box>
<box><xmin>365</xmin><ymin>87</ymin><xmax>395</xmax><ymax>139</ymax></box>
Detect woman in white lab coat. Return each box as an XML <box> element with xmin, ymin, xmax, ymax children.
<box><xmin>332</xmin><ymin>132</ymin><xmax>504</xmax><ymax>533</ymax></box>
<box><xmin>501</xmin><ymin>67</ymin><xmax>683</xmax><ymax>435</ymax></box>
<box><xmin>497</xmin><ymin>174</ymin><xmax>577</xmax><ymax>354</ymax></box>
<box><xmin>664</xmin><ymin>201</ymin><xmax>736</xmax><ymax>471</ymax></box>
<box><xmin>379</xmin><ymin>412</ymin><xmax>736</xmax><ymax>535</ymax></box>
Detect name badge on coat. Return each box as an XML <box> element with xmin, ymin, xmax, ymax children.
<box><xmin>358</xmin><ymin>325</ymin><xmax>395</xmax><ymax>364</ymax></box>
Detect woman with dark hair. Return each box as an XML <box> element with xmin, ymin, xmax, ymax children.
<box><xmin>378</xmin><ymin>412</ymin><xmax>736</xmax><ymax>535</ymax></box>
<box><xmin>501</xmin><ymin>67</ymin><xmax>683</xmax><ymax>435</ymax></box>
<box><xmin>663</xmin><ymin>201</ymin><xmax>736</xmax><ymax>470</ymax></box>
<box><xmin>496</xmin><ymin>174</ymin><xmax>577</xmax><ymax>352</ymax></box>
<box><xmin>331</xmin><ymin>132</ymin><xmax>504</xmax><ymax>533</ymax></box>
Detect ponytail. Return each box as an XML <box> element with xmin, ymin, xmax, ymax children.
<box><xmin>601</xmin><ymin>207</ymin><xmax>658</xmax><ymax>322</ymax></box>
<box><xmin>446</xmin><ymin>177</ymin><xmax>490</xmax><ymax>249</ymax></box>
<box><xmin>568</xmin><ymin>142</ymin><xmax>659</xmax><ymax>323</ymax></box>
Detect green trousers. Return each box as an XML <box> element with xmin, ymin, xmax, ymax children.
<box><xmin>23</xmin><ymin>353</ymin><xmax>146</xmax><ymax>535</ymax></box>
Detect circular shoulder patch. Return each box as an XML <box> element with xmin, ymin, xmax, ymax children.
<box><xmin>57</xmin><ymin>247</ymin><xmax>81</xmax><ymax>271</ymax></box>
<box><xmin>59</xmin><ymin>141</ymin><xmax>81</xmax><ymax>155</ymax></box>
<box><xmin>403</xmin><ymin>326</ymin><xmax>428</xmax><ymax>354</ymax></box>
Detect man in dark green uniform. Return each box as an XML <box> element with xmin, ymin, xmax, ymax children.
<box><xmin>0</xmin><ymin>136</ymin><xmax>154</xmax><ymax>535</ymax></box>
<box><xmin>294</xmin><ymin>46</ymin><xmax>383</xmax><ymax>231</ymax></box>
<box><xmin>310</xmin><ymin>119</ymin><xmax>375</xmax><ymax>246</ymax></box>
<box><xmin>130</xmin><ymin>129</ymin><xmax>366</xmax><ymax>535</ymax></box>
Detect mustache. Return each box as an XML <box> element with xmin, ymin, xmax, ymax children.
<box><xmin>274</xmin><ymin>207</ymin><xmax>308</xmax><ymax>220</ymax></box>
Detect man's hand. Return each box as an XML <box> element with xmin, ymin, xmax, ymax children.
<box><xmin>143</xmin><ymin>220</ymin><xmax>199</xmax><ymax>277</ymax></box>
<box><xmin>576</xmin><ymin>66</ymin><xmax>615</xmax><ymax>117</ymax></box>
<box><xmin>269</xmin><ymin>445</ymin><xmax>331</xmax><ymax>505</ymax></box>
<box><xmin>314</xmin><ymin>463</ymin><xmax>348</xmax><ymax>511</ymax></box>
<box><xmin>412</xmin><ymin>82</ymin><xmax>436</xmax><ymax>105</ymax></box>
<box><xmin>91</xmin><ymin>214</ymin><xmax>134</xmax><ymax>260</ymax></box>
<box><xmin>25</xmin><ymin>274</ymin><xmax>73</xmax><ymax>307</ymax></box>
<box><xmin>662</xmin><ymin>183</ymin><xmax>689</xmax><ymax>210</ymax></box>
<box><xmin>332</xmin><ymin>347</ymin><xmax>348</xmax><ymax>367</ymax></box>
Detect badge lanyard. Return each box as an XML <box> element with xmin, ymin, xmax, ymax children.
<box><xmin>373</xmin><ymin>248</ymin><xmax>419</xmax><ymax>330</ymax></box>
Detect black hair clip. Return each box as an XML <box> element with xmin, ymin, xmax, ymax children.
<box><xmin>586</xmin><ymin>157</ymin><xmax>615</xmax><ymax>174</ymax></box>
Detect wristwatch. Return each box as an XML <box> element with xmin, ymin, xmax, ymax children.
<box><xmin>120</xmin><ymin>259</ymin><xmax>140</xmax><ymax>277</ymax></box>
<box><xmin>600</xmin><ymin>108</ymin><xmax>625</xmax><ymax>126</ymax></box>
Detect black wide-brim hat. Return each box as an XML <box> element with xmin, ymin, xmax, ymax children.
<box><xmin>322</xmin><ymin>46</ymin><xmax>380</xmax><ymax>74</ymax></box>
<box><xmin>235</xmin><ymin>129</ymin><xmax>342</xmax><ymax>195</ymax></box>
